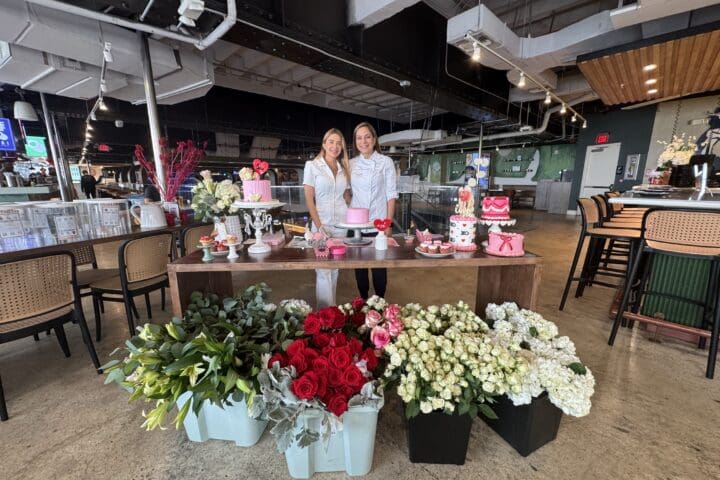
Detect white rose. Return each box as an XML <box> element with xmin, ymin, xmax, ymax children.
<box><xmin>420</xmin><ymin>401</ymin><xmax>433</xmax><ymax>414</ymax></box>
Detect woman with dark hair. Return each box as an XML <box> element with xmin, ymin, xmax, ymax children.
<box><xmin>347</xmin><ymin>122</ymin><xmax>398</xmax><ymax>299</ymax></box>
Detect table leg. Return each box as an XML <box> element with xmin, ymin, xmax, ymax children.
<box><xmin>168</xmin><ymin>270</ymin><xmax>234</xmax><ymax>317</ymax></box>
<box><xmin>475</xmin><ymin>263</ymin><xmax>542</xmax><ymax>312</ymax></box>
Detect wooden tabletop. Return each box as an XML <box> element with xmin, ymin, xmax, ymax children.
<box><xmin>169</xmin><ymin>241</ymin><xmax>541</xmax><ymax>272</ymax></box>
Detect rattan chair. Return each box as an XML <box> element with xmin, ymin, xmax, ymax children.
<box><xmin>90</xmin><ymin>232</ymin><xmax>173</xmax><ymax>339</ymax></box>
<box><xmin>609</xmin><ymin>209</ymin><xmax>720</xmax><ymax>378</ymax></box>
<box><xmin>0</xmin><ymin>252</ymin><xmax>100</xmax><ymax>421</ymax></box>
<box><xmin>68</xmin><ymin>244</ymin><xmax>117</xmax><ymax>298</ymax></box>
<box><xmin>559</xmin><ymin>198</ymin><xmax>642</xmax><ymax>310</ymax></box>
<box><xmin>180</xmin><ymin>224</ymin><xmax>213</xmax><ymax>257</ymax></box>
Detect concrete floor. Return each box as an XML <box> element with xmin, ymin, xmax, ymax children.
<box><xmin>1</xmin><ymin>210</ymin><xmax>719</xmax><ymax>479</ymax></box>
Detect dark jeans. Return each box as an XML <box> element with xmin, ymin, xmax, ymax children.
<box><xmin>351</xmin><ymin>231</ymin><xmax>388</xmax><ymax>298</ymax></box>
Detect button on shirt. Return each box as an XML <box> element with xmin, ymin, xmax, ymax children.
<box><xmin>303</xmin><ymin>158</ymin><xmax>348</xmax><ymax>230</ymax></box>
<box><xmin>349</xmin><ymin>151</ymin><xmax>398</xmax><ymax>221</ymax></box>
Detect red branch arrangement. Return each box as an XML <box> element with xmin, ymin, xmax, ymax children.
<box><xmin>134</xmin><ymin>138</ymin><xmax>207</xmax><ymax>201</ymax></box>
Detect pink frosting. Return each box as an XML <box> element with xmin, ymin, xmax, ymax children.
<box><xmin>485</xmin><ymin>232</ymin><xmax>525</xmax><ymax>257</ymax></box>
<box><xmin>346</xmin><ymin>207</ymin><xmax>369</xmax><ymax>224</ymax></box>
<box><xmin>243</xmin><ymin>179</ymin><xmax>272</xmax><ymax>201</ymax></box>
<box><xmin>481</xmin><ymin>196</ymin><xmax>510</xmax><ymax>220</ymax></box>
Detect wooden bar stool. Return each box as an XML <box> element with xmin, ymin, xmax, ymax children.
<box><xmin>609</xmin><ymin>209</ymin><xmax>720</xmax><ymax>378</ymax></box>
<box><xmin>559</xmin><ymin>198</ymin><xmax>641</xmax><ymax>310</ymax></box>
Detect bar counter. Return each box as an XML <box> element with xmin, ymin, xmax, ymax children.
<box><xmin>609</xmin><ymin>188</ymin><xmax>720</xmax><ymax>209</ymax></box>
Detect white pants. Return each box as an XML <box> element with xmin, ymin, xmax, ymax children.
<box><xmin>315</xmin><ymin>268</ymin><xmax>339</xmax><ymax>308</ymax></box>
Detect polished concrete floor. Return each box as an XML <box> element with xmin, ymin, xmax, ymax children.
<box><xmin>1</xmin><ymin>210</ymin><xmax>719</xmax><ymax>479</ymax></box>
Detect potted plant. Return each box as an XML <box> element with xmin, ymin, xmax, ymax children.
<box><xmin>251</xmin><ymin>301</ymin><xmax>389</xmax><ymax>479</ymax></box>
<box><xmin>380</xmin><ymin>301</ymin><xmax>528</xmax><ymax>465</ymax></box>
<box><xmin>483</xmin><ymin>302</ymin><xmax>595</xmax><ymax>456</ymax></box>
<box><xmin>190</xmin><ymin>170</ymin><xmax>243</xmax><ymax>241</ymax></box>
<box><xmin>102</xmin><ymin>284</ymin><xmax>310</xmax><ymax>446</ymax></box>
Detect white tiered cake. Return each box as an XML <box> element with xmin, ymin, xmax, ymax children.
<box><xmin>448</xmin><ymin>187</ymin><xmax>478</xmax><ymax>251</ymax></box>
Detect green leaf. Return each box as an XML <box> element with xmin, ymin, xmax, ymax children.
<box><xmin>164</xmin><ymin>353</ymin><xmax>203</xmax><ymax>375</ymax></box>
<box><xmin>104</xmin><ymin>368</ymin><xmax>126</xmax><ymax>385</ymax></box>
<box><xmin>405</xmin><ymin>400</ymin><xmax>420</xmax><ymax>419</ymax></box>
<box><xmin>477</xmin><ymin>403</ymin><xmax>497</xmax><ymax>420</ymax></box>
<box><xmin>568</xmin><ymin>362</ymin><xmax>587</xmax><ymax>375</ymax></box>
<box><xmin>529</xmin><ymin>326</ymin><xmax>539</xmax><ymax>337</ymax></box>
<box><xmin>458</xmin><ymin>402</ymin><xmax>470</xmax><ymax>415</ymax></box>
<box><xmin>174</xmin><ymin>399</ymin><xmax>191</xmax><ymax>429</ymax></box>
<box><xmin>100</xmin><ymin>359</ymin><xmax>120</xmax><ymax>371</ymax></box>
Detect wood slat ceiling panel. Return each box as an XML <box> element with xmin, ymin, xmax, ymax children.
<box><xmin>578</xmin><ymin>29</ymin><xmax>720</xmax><ymax>106</ymax></box>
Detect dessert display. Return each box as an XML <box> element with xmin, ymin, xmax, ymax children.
<box><xmin>346</xmin><ymin>207</ymin><xmax>370</xmax><ymax>224</ymax></box>
<box><xmin>449</xmin><ymin>186</ymin><xmax>478</xmax><ymax>251</ymax></box>
<box><xmin>481</xmin><ymin>196</ymin><xmax>511</xmax><ymax>220</ymax></box>
<box><xmin>239</xmin><ymin>159</ymin><xmax>273</xmax><ymax>202</ymax></box>
<box><xmin>485</xmin><ymin>231</ymin><xmax>525</xmax><ymax>257</ymax></box>
<box><xmin>199</xmin><ymin>235</ymin><xmax>213</xmax><ymax>247</ymax></box>
<box><xmin>224</xmin><ymin>234</ymin><xmax>238</xmax><ymax>245</ymax></box>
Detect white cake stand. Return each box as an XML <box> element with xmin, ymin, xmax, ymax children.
<box><xmin>232</xmin><ymin>200</ymin><xmax>284</xmax><ymax>254</ymax></box>
<box><xmin>335</xmin><ymin>222</ymin><xmax>375</xmax><ymax>246</ymax></box>
<box><xmin>478</xmin><ymin>217</ymin><xmax>516</xmax><ymax>247</ymax></box>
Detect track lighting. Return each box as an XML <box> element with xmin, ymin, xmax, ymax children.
<box><xmin>90</xmin><ymin>111</ymin><xmax>97</xmax><ymax>121</ymax></box>
<box><xmin>518</xmin><ymin>71</ymin><xmax>526</xmax><ymax>88</ymax></box>
<box><xmin>582</xmin><ymin>120</ymin><xmax>587</xmax><ymax>129</ymax></box>
<box><xmin>98</xmin><ymin>99</ymin><xmax>108</xmax><ymax>111</ymax></box>
<box><xmin>560</xmin><ymin>103</ymin><xmax>567</xmax><ymax>114</ymax></box>
<box><xmin>103</xmin><ymin>42</ymin><xmax>113</xmax><ymax>63</ymax></box>
<box><xmin>571</xmin><ymin>114</ymin><xmax>577</xmax><ymax>123</ymax></box>
<box><xmin>495</xmin><ymin>145</ymin><xmax>499</xmax><ymax>152</ymax></box>
<box><xmin>544</xmin><ymin>91</ymin><xmax>551</xmax><ymax>105</ymax></box>
<box><xmin>471</xmin><ymin>41</ymin><xmax>481</xmax><ymax>62</ymax></box>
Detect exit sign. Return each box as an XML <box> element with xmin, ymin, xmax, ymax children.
<box><xmin>595</xmin><ymin>133</ymin><xmax>610</xmax><ymax>144</ymax></box>
<box><xmin>98</xmin><ymin>144</ymin><xmax>112</xmax><ymax>152</ymax></box>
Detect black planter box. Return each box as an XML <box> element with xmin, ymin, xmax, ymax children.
<box><xmin>406</xmin><ymin>411</ymin><xmax>473</xmax><ymax>465</ymax></box>
<box><xmin>482</xmin><ymin>393</ymin><xmax>563</xmax><ymax>457</ymax></box>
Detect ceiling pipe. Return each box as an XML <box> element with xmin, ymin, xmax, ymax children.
<box><xmin>24</xmin><ymin>0</ymin><xmax>236</xmax><ymax>51</ymax></box>
<box><xmin>426</xmin><ymin>92</ymin><xmax>598</xmax><ymax>149</ymax></box>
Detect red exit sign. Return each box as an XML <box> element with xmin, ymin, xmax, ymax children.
<box><xmin>595</xmin><ymin>133</ymin><xmax>610</xmax><ymax>144</ymax></box>
<box><xmin>98</xmin><ymin>144</ymin><xmax>112</xmax><ymax>152</ymax></box>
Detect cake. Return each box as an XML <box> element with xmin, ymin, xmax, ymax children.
<box><xmin>199</xmin><ymin>235</ymin><xmax>213</xmax><ymax>247</ymax></box>
<box><xmin>240</xmin><ymin>160</ymin><xmax>273</xmax><ymax>202</ymax></box>
<box><xmin>346</xmin><ymin>207</ymin><xmax>369</xmax><ymax>224</ymax></box>
<box><xmin>485</xmin><ymin>232</ymin><xmax>525</xmax><ymax>257</ymax></box>
<box><xmin>481</xmin><ymin>196</ymin><xmax>511</xmax><ymax>220</ymax></box>
<box><xmin>224</xmin><ymin>234</ymin><xmax>237</xmax><ymax>245</ymax></box>
<box><xmin>449</xmin><ymin>186</ymin><xmax>478</xmax><ymax>251</ymax></box>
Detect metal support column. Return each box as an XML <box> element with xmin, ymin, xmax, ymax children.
<box><xmin>138</xmin><ymin>31</ymin><xmax>165</xmax><ymax>198</ymax></box>
<box><xmin>40</xmin><ymin>92</ymin><xmax>73</xmax><ymax>201</ymax></box>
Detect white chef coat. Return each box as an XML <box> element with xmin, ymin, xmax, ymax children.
<box><xmin>303</xmin><ymin>157</ymin><xmax>349</xmax><ymax>230</ymax></box>
<box><xmin>349</xmin><ymin>151</ymin><xmax>398</xmax><ymax>221</ymax></box>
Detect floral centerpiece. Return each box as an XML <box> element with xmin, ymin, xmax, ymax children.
<box><xmin>102</xmin><ymin>284</ymin><xmax>310</xmax><ymax>440</ymax></box>
<box><xmin>657</xmin><ymin>133</ymin><xmax>698</xmax><ymax>168</ymax></box>
<box><xmin>134</xmin><ymin>138</ymin><xmax>206</xmax><ymax>201</ymax></box>
<box><xmin>190</xmin><ymin>170</ymin><xmax>242</xmax><ymax>223</ymax></box>
<box><xmin>485</xmin><ymin>302</ymin><xmax>595</xmax><ymax>417</ymax></box>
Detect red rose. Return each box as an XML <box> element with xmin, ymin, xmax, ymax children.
<box><xmin>329</xmin><ymin>332</ymin><xmax>347</xmax><ymax>347</ymax></box>
<box><xmin>329</xmin><ymin>346</ymin><xmax>352</xmax><ymax>369</ymax></box>
<box><xmin>319</xmin><ymin>308</ymin><xmax>335</xmax><ymax>328</ymax></box>
<box><xmin>290</xmin><ymin>353</ymin><xmax>308</xmax><ymax>373</ymax></box>
<box><xmin>291</xmin><ymin>372</ymin><xmax>319</xmax><ymax>400</ymax></box>
<box><xmin>327</xmin><ymin>394</ymin><xmax>349</xmax><ymax>417</ymax></box>
<box><xmin>313</xmin><ymin>333</ymin><xmax>331</xmax><ymax>348</ymax></box>
<box><xmin>315</xmin><ymin>372</ymin><xmax>328</xmax><ymax>398</ymax></box>
<box><xmin>330</xmin><ymin>307</ymin><xmax>347</xmax><ymax>329</ymax></box>
<box><xmin>303</xmin><ymin>313</ymin><xmax>322</xmax><ymax>335</ymax></box>
<box><xmin>361</xmin><ymin>348</ymin><xmax>379</xmax><ymax>372</ymax></box>
<box><xmin>338</xmin><ymin>384</ymin><xmax>356</xmax><ymax>399</ymax></box>
<box><xmin>327</xmin><ymin>368</ymin><xmax>344</xmax><ymax>387</ymax></box>
<box><xmin>348</xmin><ymin>337</ymin><xmax>363</xmax><ymax>355</ymax></box>
<box><xmin>303</xmin><ymin>348</ymin><xmax>319</xmax><ymax>362</ymax></box>
<box><xmin>351</xmin><ymin>297</ymin><xmax>365</xmax><ymax>311</ymax></box>
<box><xmin>268</xmin><ymin>353</ymin><xmax>287</xmax><ymax>368</ymax></box>
<box><xmin>343</xmin><ymin>365</ymin><xmax>365</xmax><ymax>388</ymax></box>
<box><xmin>312</xmin><ymin>356</ymin><xmax>330</xmax><ymax>372</ymax></box>
<box><xmin>351</xmin><ymin>312</ymin><xmax>365</xmax><ymax>327</ymax></box>
<box><xmin>287</xmin><ymin>339</ymin><xmax>306</xmax><ymax>357</ymax></box>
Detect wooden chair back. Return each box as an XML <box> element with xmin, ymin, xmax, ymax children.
<box><xmin>181</xmin><ymin>224</ymin><xmax>213</xmax><ymax>256</ymax></box>
<box><xmin>644</xmin><ymin>210</ymin><xmax>720</xmax><ymax>256</ymax></box>
<box><xmin>120</xmin><ymin>233</ymin><xmax>174</xmax><ymax>284</ymax></box>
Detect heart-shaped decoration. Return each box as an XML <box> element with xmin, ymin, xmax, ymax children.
<box><xmin>374</xmin><ymin>218</ymin><xmax>391</xmax><ymax>231</ymax></box>
<box><xmin>253</xmin><ymin>158</ymin><xmax>269</xmax><ymax>177</ymax></box>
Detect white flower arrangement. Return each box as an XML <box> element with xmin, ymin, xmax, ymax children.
<box><xmin>382</xmin><ymin>301</ymin><xmax>528</xmax><ymax>419</ymax></box>
<box><xmin>485</xmin><ymin>302</ymin><xmax>595</xmax><ymax>417</ymax></box>
<box><xmin>190</xmin><ymin>170</ymin><xmax>242</xmax><ymax>222</ymax></box>
<box><xmin>657</xmin><ymin>133</ymin><xmax>697</xmax><ymax>168</ymax></box>
<box><xmin>279</xmin><ymin>299</ymin><xmax>313</xmax><ymax>317</ymax></box>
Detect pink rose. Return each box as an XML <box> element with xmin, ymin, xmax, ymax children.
<box><xmin>365</xmin><ymin>310</ymin><xmax>382</xmax><ymax>328</ymax></box>
<box><xmin>370</xmin><ymin>326</ymin><xmax>391</xmax><ymax>349</ymax></box>
<box><xmin>384</xmin><ymin>304</ymin><xmax>400</xmax><ymax>323</ymax></box>
<box><xmin>388</xmin><ymin>318</ymin><xmax>404</xmax><ymax>337</ymax></box>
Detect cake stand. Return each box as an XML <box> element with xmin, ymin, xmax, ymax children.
<box><xmin>478</xmin><ymin>217</ymin><xmax>516</xmax><ymax>234</ymax></box>
<box><xmin>335</xmin><ymin>222</ymin><xmax>375</xmax><ymax>246</ymax></box>
<box><xmin>232</xmin><ymin>200</ymin><xmax>284</xmax><ymax>254</ymax></box>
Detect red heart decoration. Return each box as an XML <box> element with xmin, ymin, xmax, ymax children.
<box><xmin>374</xmin><ymin>218</ymin><xmax>391</xmax><ymax>231</ymax></box>
<box><xmin>253</xmin><ymin>158</ymin><xmax>269</xmax><ymax>177</ymax></box>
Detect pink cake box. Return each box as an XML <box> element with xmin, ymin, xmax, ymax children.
<box><xmin>485</xmin><ymin>232</ymin><xmax>525</xmax><ymax>257</ymax></box>
<box><xmin>242</xmin><ymin>179</ymin><xmax>272</xmax><ymax>201</ymax></box>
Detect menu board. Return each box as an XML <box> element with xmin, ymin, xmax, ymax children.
<box><xmin>0</xmin><ymin>210</ymin><xmax>24</xmax><ymax>238</ymax></box>
<box><xmin>54</xmin><ymin>215</ymin><xmax>80</xmax><ymax>241</ymax></box>
<box><xmin>30</xmin><ymin>208</ymin><xmax>50</xmax><ymax>229</ymax></box>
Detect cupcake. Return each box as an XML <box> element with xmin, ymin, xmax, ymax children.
<box><xmin>224</xmin><ymin>235</ymin><xmax>237</xmax><ymax>245</ymax></box>
<box><xmin>199</xmin><ymin>235</ymin><xmax>213</xmax><ymax>247</ymax></box>
<box><xmin>419</xmin><ymin>242</ymin><xmax>430</xmax><ymax>253</ymax></box>
<box><xmin>427</xmin><ymin>244</ymin><xmax>439</xmax><ymax>253</ymax></box>
<box><xmin>440</xmin><ymin>243</ymin><xmax>453</xmax><ymax>254</ymax></box>
<box><xmin>433</xmin><ymin>240</ymin><xmax>442</xmax><ymax>245</ymax></box>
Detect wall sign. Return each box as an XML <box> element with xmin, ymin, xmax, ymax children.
<box><xmin>0</xmin><ymin>117</ymin><xmax>16</xmax><ymax>151</ymax></box>
<box><xmin>595</xmin><ymin>132</ymin><xmax>610</xmax><ymax>144</ymax></box>
<box><xmin>69</xmin><ymin>165</ymin><xmax>81</xmax><ymax>182</ymax></box>
<box><xmin>98</xmin><ymin>144</ymin><xmax>112</xmax><ymax>152</ymax></box>
<box><xmin>25</xmin><ymin>136</ymin><xmax>48</xmax><ymax>157</ymax></box>
<box><xmin>624</xmin><ymin>154</ymin><xmax>641</xmax><ymax>181</ymax></box>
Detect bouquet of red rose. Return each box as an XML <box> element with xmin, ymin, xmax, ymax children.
<box><xmin>340</xmin><ymin>295</ymin><xmax>404</xmax><ymax>349</ymax></box>
<box><xmin>250</xmin><ymin>306</ymin><xmax>384</xmax><ymax>452</ymax></box>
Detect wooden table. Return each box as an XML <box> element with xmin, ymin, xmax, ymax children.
<box><xmin>168</xmin><ymin>243</ymin><xmax>543</xmax><ymax>317</ymax></box>
<box><xmin>609</xmin><ymin>189</ymin><xmax>720</xmax><ymax>209</ymax></box>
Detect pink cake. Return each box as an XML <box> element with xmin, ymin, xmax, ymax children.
<box><xmin>243</xmin><ymin>179</ymin><xmax>272</xmax><ymax>202</ymax></box>
<box><xmin>346</xmin><ymin>207</ymin><xmax>369</xmax><ymax>224</ymax></box>
<box><xmin>449</xmin><ymin>215</ymin><xmax>478</xmax><ymax>251</ymax></box>
<box><xmin>481</xmin><ymin>196</ymin><xmax>510</xmax><ymax>220</ymax></box>
<box><xmin>485</xmin><ymin>232</ymin><xmax>525</xmax><ymax>257</ymax></box>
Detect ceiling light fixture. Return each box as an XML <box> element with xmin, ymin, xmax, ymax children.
<box><xmin>98</xmin><ymin>99</ymin><xmax>108</xmax><ymax>111</ymax></box>
<box><xmin>103</xmin><ymin>42</ymin><xmax>113</xmax><ymax>63</ymax></box>
<box><xmin>86</xmin><ymin>124</ymin><xmax>93</xmax><ymax>131</ymax></box>
<box><xmin>544</xmin><ymin>91</ymin><xmax>551</xmax><ymax>105</ymax></box>
<box><xmin>90</xmin><ymin>111</ymin><xmax>97</xmax><ymax>121</ymax></box>
<box><xmin>471</xmin><ymin>41</ymin><xmax>481</xmax><ymax>62</ymax></box>
<box><xmin>582</xmin><ymin>120</ymin><xmax>587</xmax><ymax>128</ymax></box>
<box><xmin>495</xmin><ymin>145</ymin><xmax>499</xmax><ymax>151</ymax></box>
<box><xmin>518</xmin><ymin>71</ymin><xmax>526</xmax><ymax>88</ymax></box>
<box><xmin>645</xmin><ymin>78</ymin><xmax>657</xmax><ymax>85</ymax></box>
<box><xmin>571</xmin><ymin>114</ymin><xmax>577</xmax><ymax>123</ymax></box>
<box><xmin>560</xmin><ymin>103</ymin><xmax>567</xmax><ymax>114</ymax></box>
<box><xmin>643</xmin><ymin>64</ymin><xmax>657</xmax><ymax>72</ymax></box>
<box><xmin>647</xmin><ymin>88</ymin><xmax>658</xmax><ymax>95</ymax></box>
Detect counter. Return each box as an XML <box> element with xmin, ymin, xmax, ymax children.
<box><xmin>0</xmin><ymin>185</ymin><xmax>60</xmax><ymax>202</ymax></box>
<box><xmin>609</xmin><ymin>189</ymin><xmax>720</xmax><ymax>209</ymax></box>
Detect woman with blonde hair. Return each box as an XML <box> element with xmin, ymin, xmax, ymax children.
<box><xmin>303</xmin><ymin>128</ymin><xmax>351</xmax><ymax>307</ymax></box>
<box><xmin>348</xmin><ymin>121</ymin><xmax>398</xmax><ymax>299</ymax></box>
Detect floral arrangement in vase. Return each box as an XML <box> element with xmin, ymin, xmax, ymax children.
<box><xmin>250</xmin><ymin>303</ymin><xmax>387</xmax><ymax>452</ymax></box>
<box><xmin>381</xmin><ymin>301</ymin><xmax>528</xmax><ymax>419</ymax></box>
<box><xmin>134</xmin><ymin>138</ymin><xmax>206</xmax><ymax>201</ymax></box>
<box><xmin>485</xmin><ymin>302</ymin><xmax>595</xmax><ymax>417</ymax></box>
<box><xmin>102</xmin><ymin>284</ymin><xmax>310</xmax><ymax>431</ymax></box>
<box><xmin>657</xmin><ymin>133</ymin><xmax>698</xmax><ymax>168</ymax></box>
<box><xmin>190</xmin><ymin>170</ymin><xmax>242</xmax><ymax>222</ymax></box>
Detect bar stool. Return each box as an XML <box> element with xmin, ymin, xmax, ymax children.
<box><xmin>609</xmin><ymin>209</ymin><xmax>720</xmax><ymax>378</ymax></box>
<box><xmin>559</xmin><ymin>198</ymin><xmax>641</xmax><ymax>310</ymax></box>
